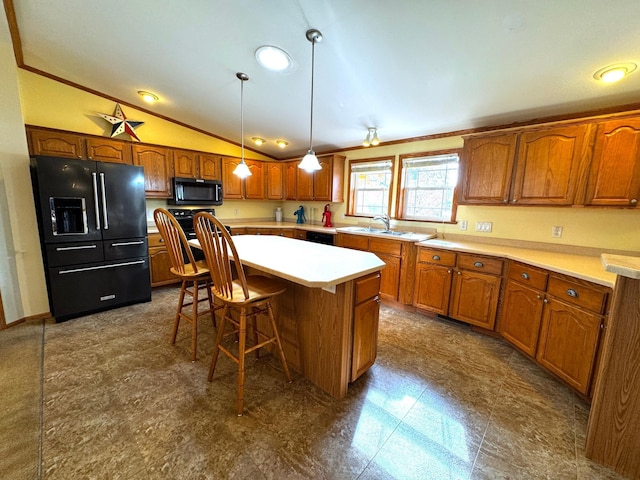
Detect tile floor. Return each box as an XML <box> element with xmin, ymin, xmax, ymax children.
<box><xmin>0</xmin><ymin>285</ymin><xmax>628</xmax><ymax>479</ymax></box>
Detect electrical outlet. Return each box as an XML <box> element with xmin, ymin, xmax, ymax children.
<box><xmin>552</xmin><ymin>226</ymin><xmax>563</xmax><ymax>238</ymax></box>
<box><xmin>459</xmin><ymin>220</ymin><xmax>468</xmax><ymax>231</ymax></box>
<box><xmin>234</xmin><ymin>209</ymin><xmax>239</xmax><ymax>216</ymax></box>
<box><xmin>475</xmin><ymin>221</ymin><xmax>493</xmax><ymax>233</ymax></box>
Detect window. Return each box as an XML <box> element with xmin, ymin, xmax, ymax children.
<box><xmin>399</xmin><ymin>151</ymin><xmax>459</xmax><ymax>222</ymax></box>
<box><xmin>348</xmin><ymin>158</ymin><xmax>394</xmax><ymax>216</ymax></box>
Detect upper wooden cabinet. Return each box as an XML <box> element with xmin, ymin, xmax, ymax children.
<box><xmin>512</xmin><ymin>124</ymin><xmax>590</xmax><ymax>205</ymax></box>
<box><xmin>132</xmin><ymin>144</ymin><xmax>173</xmax><ymax>198</ymax></box>
<box><xmin>583</xmin><ymin>117</ymin><xmax>640</xmax><ymax>207</ymax></box>
<box><xmin>285</xmin><ymin>162</ymin><xmax>298</xmax><ymax>200</ymax></box>
<box><xmin>460</xmin><ymin>133</ymin><xmax>518</xmax><ymax>204</ymax></box>
<box><xmin>199</xmin><ymin>153</ymin><xmax>220</xmax><ymax>180</ymax></box>
<box><xmin>245</xmin><ymin>160</ymin><xmax>265</xmax><ymax>199</ymax></box>
<box><xmin>221</xmin><ymin>156</ymin><xmax>244</xmax><ymax>199</ymax></box>
<box><xmin>295</xmin><ymin>154</ymin><xmax>345</xmax><ymax>202</ymax></box>
<box><xmin>28</xmin><ymin>127</ymin><xmax>132</xmax><ymax>164</ymax></box>
<box><xmin>266</xmin><ymin>162</ymin><xmax>285</xmax><ymax>200</ymax></box>
<box><xmin>173</xmin><ymin>150</ymin><xmax>198</xmax><ymax>178</ymax></box>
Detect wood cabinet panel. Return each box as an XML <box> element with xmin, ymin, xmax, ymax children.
<box><xmin>413</xmin><ymin>262</ymin><xmax>453</xmax><ymax>315</ymax></box>
<box><xmin>173</xmin><ymin>150</ymin><xmax>198</xmax><ymax>178</ymax></box>
<box><xmin>148</xmin><ymin>233</ymin><xmax>179</xmax><ymax>287</ymax></box>
<box><xmin>460</xmin><ymin>133</ymin><xmax>517</xmax><ymax>204</ymax></box>
<box><xmin>457</xmin><ymin>253</ymin><xmax>504</xmax><ymax>276</ymax></box>
<box><xmin>132</xmin><ymin>145</ymin><xmax>172</xmax><ymax>197</ymax></box>
<box><xmin>245</xmin><ymin>160</ymin><xmax>265</xmax><ymax>199</ymax></box>
<box><xmin>376</xmin><ymin>252</ymin><xmax>400</xmax><ymax>302</ymax></box>
<box><xmin>536</xmin><ymin>298</ymin><xmax>603</xmax><ymax>394</ymax></box>
<box><xmin>296</xmin><ymin>169</ymin><xmax>314</xmax><ymax>200</ymax></box>
<box><xmin>499</xmin><ymin>281</ymin><xmax>545</xmax><ymax>356</ymax></box>
<box><xmin>199</xmin><ymin>154</ymin><xmax>220</xmax><ymax>180</ymax></box>
<box><xmin>29</xmin><ymin>129</ymin><xmax>85</xmax><ymax>159</ymax></box>
<box><xmin>351</xmin><ymin>273</ymin><xmax>381</xmax><ymax>381</ymax></box>
<box><xmin>585</xmin><ymin>117</ymin><xmax>640</xmax><ymax>206</ymax></box>
<box><xmin>85</xmin><ymin>137</ymin><xmax>132</xmax><ymax>164</ymax></box>
<box><xmin>546</xmin><ymin>275</ymin><xmax>608</xmax><ymax>314</ymax></box>
<box><xmin>512</xmin><ymin>125</ymin><xmax>590</xmax><ymax>205</ymax></box>
<box><xmin>449</xmin><ymin>269</ymin><xmax>502</xmax><ymax>330</ymax></box>
<box><xmin>221</xmin><ymin>156</ymin><xmax>244</xmax><ymax>199</ymax></box>
<box><xmin>507</xmin><ymin>261</ymin><xmax>548</xmax><ymax>291</ymax></box>
<box><xmin>285</xmin><ymin>162</ymin><xmax>298</xmax><ymax>200</ymax></box>
<box><xmin>266</xmin><ymin>162</ymin><xmax>284</xmax><ymax>200</ymax></box>
<box><xmin>416</xmin><ymin>247</ymin><xmax>457</xmax><ymax>267</ymax></box>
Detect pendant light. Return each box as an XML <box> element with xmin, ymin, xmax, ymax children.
<box><xmin>233</xmin><ymin>72</ymin><xmax>252</xmax><ymax>179</ymax></box>
<box><xmin>299</xmin><ymin>29</ymin><xmax>323</xmax><ymax>172</ymax></box>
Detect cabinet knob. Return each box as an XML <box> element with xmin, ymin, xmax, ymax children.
<box><xmin>474</xmin><ymin>261</ymin><xmax>484</xmax><ymax>268</ymax></box>
<box><xmin>536</xmin><ymin>294</ymin><xmax>542</xmax><ymax>300</ymax></box>
<box><xmin>457</xmin><ymin>271</ymin><xmax>461</xmax><ymax>275</ymax></box>
<box><xmin>432</xmin><ymin>255</ymin><xmax>441</xmax><ymax>261</ymax></box>
<box><xmin>512</xmin><ymin>198</ymin><xmax>518</xmax><ymax>203</ymax></box>
<box><xmin>158</xmin><ymin>238</ymin><xmax>164</xmax><ymax>243</ymax></box>
<box><xmin>521</xmin><ymin>272</ymin><xmax>530</xmax><ymax>280</ymax></box>
<box><xmin>543</xmin><ymin>298</ymin><xmax>549</xmax><ymax>304</ymax></box>
<box><xmin>566</xmin><ymin>288</ymin><xmax>579</xmax><ymax>298</ymax></box>
<box><xmin>631</xmin><ymin>198</ymin><xmax>638</xmax><ymax>205</ymax></box>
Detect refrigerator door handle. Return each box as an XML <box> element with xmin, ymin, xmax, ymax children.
<box><xmin>58</xmin><ymin>259</ymin><xmax>146</xmax><ymax>275</ymax></box>
<box><xmin>111</xmin><ymin>241</ymin><xmax>145</xmax><ymax>247</ymax></box>
<box><xmin>56</xmin><ymin>245</ymin><xmax>98</xmax><ymax>251</ymax></box>
<box><xmin>92</xmin><ymin>172</ymin><xmax>101</xmax><ymax>230</ymax></box>
<box><xmin>100</xmin><ymin>172</ymin><xmax>109</xmax><ymax>230</ymax></box>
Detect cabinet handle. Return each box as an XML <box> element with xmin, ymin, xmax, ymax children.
<box><xmin>521</xmin><ymin>272</ymin><xmax>530</xmax><ymax>280</ymax></box>
<box><xmin>158</xmin><ymin>238</ymin><xmax>164</xmax><ymax>243</ymax></box>
<box><xmin>432</xmin><ymin>255</ymin><xmax>441</xmax><ymax>261</ymax></box>
<box><xmin>474</xmin><ymin>261</ymin><xmax>484</xmax><ymax>268</ymax></box>
<box><xmin>536</xmin><ymin>294</ymin><xmax>542</xmax><ymax>300</ymax></box>
<box><xmin>566</xmin><ymin>288</ymin><xmax>579</xmax><ymax>298</ymax></box>
<box><xmin>457</xmin><ymin>271</ymin><xmax>461</xmax><ymax>275</ymax></box>
<box><xmin>543</xmin><ymin>298</ymin><xmax>548</xmax><ymax>304</ymax></box>
<box><xmin>447</xmin><ymin>269</ymin><xmax>452</xmax><ymax>274</ymax></box>
<box><xmin>631</xmin><ymin>198</ymin><xmax>638</xmax><ymax>205</ymax></box>
<box><xmin>512</xmin><ymin>198</ymin><xmax>518</xmax><ymax>203</ymax></box>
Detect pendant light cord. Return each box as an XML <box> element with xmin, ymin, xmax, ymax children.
<box><xmin>308</xmin><ymin>36</ymin><xmax>316</xmax><ymax>152</ymax></box>
<box><xmin>240</xmin><ymin>77</ymin><xmax>245</xmax><ymax>162</ymax></box>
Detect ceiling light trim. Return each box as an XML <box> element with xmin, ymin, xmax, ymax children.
<box><xmin>255</xmin><ymin>45</ymin><xmax>293</xmax><ymax>72</ymax></box>
<box><xmin>593</xmin><ymin>63</ymin><xmax>637</xmax><ymax>83</ymax></box>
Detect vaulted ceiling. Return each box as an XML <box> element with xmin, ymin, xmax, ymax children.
<box><xmin>7</xmin><ymin>0</ymin><xmax>640</xmax><ymax>158</ymax></box>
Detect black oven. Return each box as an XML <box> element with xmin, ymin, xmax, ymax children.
<box><xmin>168</xmin><ymin>208</ymin><xmax>231</xmax><ymax>261</ymax></box>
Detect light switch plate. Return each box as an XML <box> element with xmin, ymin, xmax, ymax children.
<box><xmin>475</xmin><ymin>221</ymin><xmax>493</xmax><ymax>233</ymax></box>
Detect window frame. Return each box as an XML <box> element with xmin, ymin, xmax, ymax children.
<box><xmin>346</xmin><ymin>156</ymin><xmax>396</xmax><ymax>218</ymax></box>
<box><xmin>395</xmin><ymin>148</ymin><xmax>461</xmax><ymax>223</ymax></box>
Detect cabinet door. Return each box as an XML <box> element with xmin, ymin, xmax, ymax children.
<box><xmin>460</xmin><ymin>133</ymin><xmax>517</xmax><ymax>204</ymax></box>
<box><xmin>585</xmin><ymin>117</ymin><xmax>640</xmax><ymax>207</ymax></box>
<box><xmin>499</xmin><ymin>281</ymin><xmax>544</xmax><ymax>356</ymax></box>
<box><xmin>29</xmin><ymin>129</ymin><xmax>85</xmax><ymax>159</ymax></box>
<box><xmin>536</xmin><ymin>299</ymin><xmax>603</xmax><ymax>395</ymax></box>
<box><xmin>245</xmin><ymin>160</ymin><xmax>265</xmax><ymax>199</ymax></box>
<box><xmin>512</xmin><ymin>125</ymin><xmax>589</xmax><ymax>205</ymax></box>
<box><xmin>199</xmin><ymin>154</ymin><xmax>220</xmax><ymax>180</ymax></box>
<box><xmin>449</xmin><ymin>270</ymin><xmax>501</xmax><ymax>329</ymax></box>
<box><xmin>414</xmin><ymin>263</ymin><xmax>453</xmax><ymax>315</ymax></box>
<box><xmin>376</xmin><ymin>252</ymin><xmax>401</xmax><ymax>302</ymax></box>
<box><xmin>285</xmin><ymin>161</ymin><xmax>298</xmax><ymax>200</ymax></box>
<box><xmin>297</xmin><ymin>168</ymin><xmax>314</xmax><ymax>200</ymax></box>
<box><xmin>86</xmin><ymin>137</ymin><xmax>132</xmax><ymax>164</ymax></box>
<box><xmin>132</xmin><ymin>145</ymin><xmax>172</xmax><ymax>197</ymax></box>
<box><xmin>221</xmin><ymin>157</ymin><xmax>244</xmax><ymax>199</ymax></box>
<box><xmin>148</xmin><ymin>234</ymin><xmax>179</xmax><ymax>287</ymax></box>
<box><xmin>173</xmin><ymin>150</ymin><xmax>198</xmax><ymax>178</ymax></box>
<box><xmin>351</xmin><ymin>296</ymin><xmax>380</xmax><ymax>381</ymax></box>
<box><xmin>313</xmin><ymin>156</ymin><xmax>333</xmax><ymax>201</ymax></box>
<box><xmin>266</xmin><ymin>162</ymin><xmax>284</xmax><ymax>200</ymax></box>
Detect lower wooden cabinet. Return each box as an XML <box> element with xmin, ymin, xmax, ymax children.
<box><xmin>351</xmin><ymin>272</ymin><xmax>381</xmax><ymax>381</ymax></box>
<box><xmin>148</xmin><ymin>233</ymin><xmax>179</xmax><ymax>287</ymax></box>
<box><xmin>413</xmin><ymin>247</ymin><xmax>503</xmax><ymax>330</ymax></box>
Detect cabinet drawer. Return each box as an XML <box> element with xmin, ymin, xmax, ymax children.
<box><xmin>148</xmin><ymin>233</ymin><xmax>166</xmax><ymax>248</ymax></box>
<box><xmin>417</xmin><ymin>247</ymin><xmax>456</xmax><ymax>267</ymax></box>
<box><xmin>457</xmin><ymin>254</ymin><xmax>504</xmax><ymax>276</ymax></box>
<box><xmin>508</xmin><ymin>261</ymin><xmax>548</xmax><ymax>290</ymax></box>
<box><xmin>355</xmin><ymin>273</ymin><xmax>381</xmax><ymax>304</ymax></box>
<box><xmin>546</xmin><ymin>276</ymin><xmax>608</xmax><ymax>314</ymax></box>
<box><xmin>340</xmin><ymin>234</ymin><xmax>369</xmax><ymax>251</ymax></box>
<box><xmin>369</xmin><ymin>238</ymin><xmax>402</xmax><ymax>256</ymax></box>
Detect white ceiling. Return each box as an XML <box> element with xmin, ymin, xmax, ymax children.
<box><xmin>10</xmin><ymin>0</ymin><xmax>640</xmax><ymax>158</ymax></box>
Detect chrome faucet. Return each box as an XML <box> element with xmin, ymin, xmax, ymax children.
<box><xmin>373</xmin><ymin>213</ymin><xmax>391</xmax><ymax>231</ymax></box>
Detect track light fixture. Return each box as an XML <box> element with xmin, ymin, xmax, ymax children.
<box><xmin>233</xmin><ymin>72</ymin><xmax>252</xmax><ymax>179</ymax></box>
<box><xmin>299</xmin><ymin>28</ymin><xmax>323</xmax><ymax>172</ymax></box>
<box><xmin>363</xmin><ymin>128</ymin><xmax>380</xmax><ymax>147</ymax></box>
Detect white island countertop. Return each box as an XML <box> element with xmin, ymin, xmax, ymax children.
<box><xmin>190</xmin><ymin>235</ymin><xmax>386</xmax><ymax>288</ymax></box>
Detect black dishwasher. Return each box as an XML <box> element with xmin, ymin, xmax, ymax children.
<box><xmin>305</xmin><ymin>231</ymin><xmax>335</xmax><ymax>245</ymax></box>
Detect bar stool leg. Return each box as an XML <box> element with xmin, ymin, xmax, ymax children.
<box><xmin>267</xmin><ymin>302</ymin><xmax>292</xmax><ymax>383</ymax></box>
<box><xmin>190</xmin><ymin>279</ymin><xmax>199</xmax><ymax>362</ymax></box>
<box><xmin>237</xmin><ymin>307</ymin><xmax>248</xmax><ymax>416</ymax></box>
<box><xmin>172</xmin><ymin>280</ymin><xmax>187</xmax><ymax>345</ymax></box>
<box><xmin>209</xmin><ymin>305</ymin><xmax>229</xmax><ymax>382</ymax></box>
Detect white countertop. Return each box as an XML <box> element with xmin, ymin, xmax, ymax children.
<box><xmin>190</xmin><ymin>235</ymin><xmax>386</xmax><ymax>288</ymax></box>
<box><xmin>601</xmin><ymin>254</ymin><xmax>640</xmax><ymax>279</ymax></box>
<box><xmin>420</xmin><ymin>238</ymin><xmax>619</xmax><ymax>288</ymax></box>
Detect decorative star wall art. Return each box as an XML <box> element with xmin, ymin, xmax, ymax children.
<box><xmin>98</xmin><ymin>103</ymin><xmax>144</xmax><ymax>141</ymax></box>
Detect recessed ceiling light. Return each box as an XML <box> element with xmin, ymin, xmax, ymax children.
<box><xmin>255</xmin><ymin>45</ymin><xmax>293</xmax><ymax>72</ymax></box>
<box><xmin>251</xmin><ymin>137</ymin><xmax>266</xmax><ymax>146</ymax></box>
<box><xmin>593</xmin><ymin>63</ymin><xmax>637</xmax><ymax>83</ymax></box>
<box><xmin>275</xmin><ymin>140</ymin><xmax>289</xmax><ymax>148</ymax></box>
<box><xmin>138</xmin><ymin>90</ymin><xmax>159</xmax><ymax>103</ymax></box>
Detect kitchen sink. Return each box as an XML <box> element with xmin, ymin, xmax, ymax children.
<box><xmin>337</xmin><ymin>226</ymin><xmax>415</xmax><ymax>237</ymax></box>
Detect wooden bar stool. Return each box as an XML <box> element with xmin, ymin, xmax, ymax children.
<box><xmin>153</xmin><ymin>208</ymin><xmax>217</xmax><ymax>361</ymax></box>
<box><xmin>193</xmin><ymin>211</ymin><xmax>291</xmax><ymax>415</ymax></box>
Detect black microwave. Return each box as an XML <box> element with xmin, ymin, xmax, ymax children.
<box><xmin>168</xmin><ymin>177</ymin><xmax>223</xmax><ymax>206</ymax></box>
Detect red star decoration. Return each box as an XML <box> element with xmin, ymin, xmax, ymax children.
<box><xmin>98</xmin><ymin>103</ymin><xmax>144</xmax><ymax>141</ymax></box>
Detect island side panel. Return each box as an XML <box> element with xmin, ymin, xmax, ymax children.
<box><xmin>586</xmin><ymin>275</ymin><xmax>640</xmax><ymax>479</ymax></box>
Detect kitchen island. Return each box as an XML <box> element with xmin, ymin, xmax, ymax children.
<box><xmin>190</xmin><ymin>235</ymin><xmax>386</xmax><ymax>399</ymax></box>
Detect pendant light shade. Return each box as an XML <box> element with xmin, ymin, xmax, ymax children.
<box><xmin>233</xmin><ymin>72</ymin><xmax>252</xmax><ymax>179</ymax></box>
<box><xmin>299</xmin><ymin>29</ymin><xmax>323</xmax><ymax>172</ymax></box>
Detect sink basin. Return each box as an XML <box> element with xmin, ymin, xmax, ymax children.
<box><xmin>337</xmin><ymin>226</ymin><xmax>414</xmax><ymax>237</ymax></box>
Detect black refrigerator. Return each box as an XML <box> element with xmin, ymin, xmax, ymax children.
<box><xmin>30</xmin><ymin>155</ymin><xmax>151</xmax><ymax>321</ymax></box>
